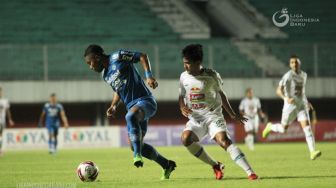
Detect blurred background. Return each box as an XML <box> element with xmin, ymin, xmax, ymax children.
<box><xmin>0</xmin><ymin>0</ymin><xmax>335</xmax><ymax>147</ymax></box>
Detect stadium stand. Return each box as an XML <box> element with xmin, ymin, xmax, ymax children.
<box><xmin>248</xmin><ymin>0</ymin><xmax>336</xmax><ymax>77</ymax></box>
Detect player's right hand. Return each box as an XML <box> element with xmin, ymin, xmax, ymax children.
<box><xmin>180</xmin><ymin>106</ymin><xmax>192</xmax><ymax>117</ymax></box>
<box><xmin>106</xmin><ymin>105</ymin><xmax>117</xmax><ymax>118</ymax></box>
<box><xmin>147</xmin><ymin>77</ymin><xmax>158</xmax><ymax>89</ymax></box>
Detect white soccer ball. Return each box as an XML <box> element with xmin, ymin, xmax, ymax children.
<box><xmin>76</xmin><ymin>161</ymin><xmax>99</xmax><ymax>182</ymax></box>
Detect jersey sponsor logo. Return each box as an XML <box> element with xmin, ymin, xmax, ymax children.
<box><xmin>106</xmin><ymin>70</ymin><xmax>126</xmax><ymax>91</ymax></box>
<box><xmin>189</xmin><ymin>93</ymin><xmax>205</xmax><ymax>102</ymax></box>
<box><xmin>119</xmin><ymin>51</ymin><xmax>134</xmax><ymax>62</ymax></box>
<box><xmin>47</xmin><ymin>108</ymin><xmax>59</xmax><ymax>117</ymax></box>
<box><xmin>189</xmin><ymin>87</ymin><xmax>206</xmax><ymax>109</ymax></box>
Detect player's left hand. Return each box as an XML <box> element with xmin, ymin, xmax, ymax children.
<box><xmin>147</xmin><ymin>77</ymin><xmax>158</xmax><ymax>89</ymax></box>
<box><xmin>9</xmin><ymin>119</ymin><xmax>15</xmax><ymax>127</ymax></box>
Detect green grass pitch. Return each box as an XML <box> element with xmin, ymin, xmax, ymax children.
<box><xmin>0</xmin><ymin>143</ymin><xmax>335</xmax><ymax>188</ymax></box>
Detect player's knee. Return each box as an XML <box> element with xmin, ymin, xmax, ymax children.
<box><xmin>125</xmin><ymin>112</ymin><xmax>137</xmax><ymax>124</ymax></box>
<box><xmin>216</xmin><ymin>135</ymin><xmax>232</xmax><ymax>150</ymax></box>
<box><xmin>181</xmin><ymin>133</ymin><xmax>193</xmax><ymax>146</ymax></box>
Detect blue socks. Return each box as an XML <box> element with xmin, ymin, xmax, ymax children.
<box><xmin>142</xmin><ymin>143</ymin><xmax>169</xmax><ymax>169</ymax></box>
<box><xmin>126</xmin><ymin>111</ymin><xmax>142</xmax><ymax>157</ymax></box>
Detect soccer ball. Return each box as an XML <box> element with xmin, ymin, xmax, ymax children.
<box><xmin>76</xmin><ymin>161</ymin><xmax>99</xmax><ymax>182</ymax></box>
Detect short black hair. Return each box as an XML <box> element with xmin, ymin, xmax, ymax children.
<box><xmin>84</xmin><ymin>44</ymin><xmax>104</xmax><ymax>57</ymax></box>
<box><xmin>182</xmin><ymin>44</ymin><xmax>203</xmax><ymax>63</ymax></box>
<box><xmin>290</xmin><ymin>54</ymin><xmax>299</xmax><ymax>59</ymax></box>
<box><xmin>50</xmin><ymin>93</ymin><xmax>56</xmax><ymax>97</ymax></box>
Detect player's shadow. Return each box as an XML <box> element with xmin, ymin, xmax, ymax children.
<box><xmin>175</xmin><ymin>175</ymin><xmax>336</xmax><ymax>182</ymax></box>
<box><xmin>257</xmin><ymin>175</ymin><xmax>336</xmax><ymax>180</ymax></box>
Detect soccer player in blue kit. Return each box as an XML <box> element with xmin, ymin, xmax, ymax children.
<box><xmin>39</xmin><ymin>93</ymin><xmax>69</xmax><ymax>154</ymax></box>
<box><xmin>84</xmin><ymin>44</ymin><xmax>176</xmax><ymax>180</ymax></box>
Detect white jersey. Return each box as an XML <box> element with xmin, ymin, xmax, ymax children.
<box><xmin>179</xmin><ymin>69</ymin><xmax>224</xmax><ymax>121</ymax></box>
<box><xmin>0</xmin><ymin>98</ymin><xmax>10</xmax><ymax>125</ymax></box>
<box><xmin>279</xmin><ymin>70</ymin><xmax>307</xmax><ymax>99</ymax></box>
<box><xmin>239</xmin><ymin>97</ymin><xmax>261</xmax><ymax>118</ymax></box>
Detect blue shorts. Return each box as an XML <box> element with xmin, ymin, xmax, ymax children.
<box><xmin>46</xmin><ymin>124</ymin><xmax>59</xmax><ymax>135</ymax></box>
<box><xmin>127</xmin><ymin>97</ymin><xmax>157</xmax><ymax>135</ymax></box>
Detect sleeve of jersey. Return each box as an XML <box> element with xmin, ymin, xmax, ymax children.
<box><xmin>257</xmin><ymin>98</ymin><xmax>261</xmax><ymax>109</ymax></box>
<box><xmin>179</xmin><ymin>77</ymin><xmax>186</xmax><ymax>96</ymax></box>
<box><xmin>279</xmin><ymin>74</ymin><xmax>288</xmax><ymax>86</ymax></box>
<box><xmin>58</xmin><ymin>104</ymin><xmax>64</xmax><ymax>112</ymax></box>
<box><xmin>118</xmin><ymin>50</ymin><xmax>141</xmax><ymax>63</ymax></box>
<box><xmin>215</xmin><ymin>72</ymin><xmax>224</xmax><ymax>92</ymax></box>
<box><xmin>239</xmin><ymin>100</ymin><xmax>244</xmax><ymax>111</ymax></box>
<box><xmin>5</xmin><ymin>100</ymin><xmax>10</xmax><ymax>109</ymax></box>
<box><xmin>43</xmin><ymin>104</ymin><xmax>48</xmax><ymax>112</ymax></box>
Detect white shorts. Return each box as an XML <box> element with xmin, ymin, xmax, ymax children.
<box><xmin>244</xmin><ymin>116</ymin><xmax>259</xmax><ymax>133</ymax></box>
<box><xmin>281</xmin><ymin>99</ymin><xmax>310</xmax><ymax>125</ymax></box>
<box><xmin>183</xmin><ymin>114</ymin><xmax>227</xmax><ymax>140</ymax></box>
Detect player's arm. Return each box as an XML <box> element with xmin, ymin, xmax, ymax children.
<box><xmin>139</xmin><ymin>53</ymin><xmax>158</xmax><ymax>89</ymax></box>
<box><xmin>106</xmin><ymin>92</ymin><xmax>121</xmax><ymax>118</ymax></box>
<box><xmin>219</xmin><ymin>91</ymin><xmax>247</xmax><ymax>125</ymax></box>
<box><xmin>276</xmin><ymin>85</ymin><xmax>294</xmax><ymax>104</ymax></box>
<box><xmin>38</xmin><ymin>111</ymin><xmax>46</xmax><ymax>128</ymax></box>
<box><xmin>6</xmin><ymin>108</ymin><xmax>14</xmax><ymax>126</ymax></box>
<box><xmin>60</xmin><ymin>110</ymin><xmax>69</xmax><ymax>128</ymax></box>
<box><xmin>179</xmin><ymin>95</ymin><xmax>192</xmax><ymax>117</ymax></box>
<box><xmin>238</xmin><ymin>101</ymin><xmax>245</xmax><ymax>116</ymax></box>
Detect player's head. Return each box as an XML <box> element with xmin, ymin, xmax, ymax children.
<box><xmin>289</xmin><ymin>55</ymin><xmax>301</xmax><ymax>72</ymax></box>
<box><xmin>246</xmin><ymin>88</ymin><xmax>253</xmax><ymax>98</ymax></box>
<box><xmin>84</xmin><ymin>44</ymin><xmax>106</xmax><ymax>73</ymax></box>
<box><xmin>50</xmin><ymin>93</ymin><xmax>57</xmax><ymax>104</ymax></box>
<box><xmin>182</xmin><ymin>44</ymin><xmax>203</xmax><ymax>74</ymax></box>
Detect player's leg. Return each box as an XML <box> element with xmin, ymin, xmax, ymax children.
<box><xmin>298</xmin><ymin>110</ymin><xmax>321</xmax><ymax>160</ymax></box>
<box><xmin>181</xmin><ymin>123</ymin><xmax>223</xmax><ymax>180</ymax></box>
<box><xmin>209</xmin><ymin>118</ymin><xmax>257</xmax><ymax>180</ymax></box>
<box><xmin>262</xmin><ymin>103</ymin><xmax>296</xmax><ymax>138</ymax></box>
<box><xmin>0</xmin><ymin>124</ymin><xmax>3</xmax><ymax>155</ymax></box>
<box><xmin>139</xmin><ymin>120</ymin><xmax>175</xmax><ymax>169</ymax></box>
<box><xmin>125</xmin><ymin>106</ymin><xmax>144</xmax><ymax>167</ymax></box>
<box><xmin>134</xmin><ymin>98</ymin><xmax>176</xmax><ymax>179</ymax></box>
<box><xmin>244</xmin><ymin>120</ymin><xmax>255</xmax><ymax>150</ymax></box>
<box><xmin>214</xmin><ymin>132</ymin><xmax>258</xmax><ymax>180</ymax></box>
<box><xmin>47</xmin><ymin>126</ymin><xmax>56</xmax><ymax>153</ymax></box>
<box><xmin>53</xmin><ymin>126</ymin><xmax>59</xmax><ymax>152</ymax></box>
<box><xmin>181</xmin><ymin>130</ymin><xmax>217</xmax><ymax>166</ymax></box>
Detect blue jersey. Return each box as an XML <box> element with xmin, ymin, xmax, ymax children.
<box><xmin>102</xmin><ymin>50</ymin><xmax>152</xmax><ymax>109</ymax></box>
<box><xmin>43</xmin><ymin>103</ymin><xmax>63</xmax><ymax>127</ymax></box>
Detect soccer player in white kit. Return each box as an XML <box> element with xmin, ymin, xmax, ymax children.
<box><xmin>262</xmin><ymin>55</ymin><xmax>321</xmax><ymax>160</ymax></box>
<box><xmin>0</xmin><ymin>87</ymin><xmax>15</xmax><ymax>155</ymax></box>
<box><xmin>179</xmin><ymin>44</ymin><xmax>258</xmax><ymax>180</ymax></box>
<box><xmin>239</xmin><ymin>88</ymin><xmax>265</xmax><ymax>150</ymax></box>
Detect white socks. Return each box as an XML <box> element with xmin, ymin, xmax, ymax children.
<box><xmin>271</xmin><ymin>123</ymin><xmax>285</xmax><ymax>133</ymax></box>
<box><xmin>244</xmin><ymin>134</ymin><xmax>254</xmax><ymax>151</ymax></box>
<box><xmin>303</xmin><ymin>126</ymin><xmax>316</xmax><ymax>152</ymax></box>
<box><xmin>187</xmin><ymin>142</ymin><xmax>217</xmax><ymax>166</ymax></box>
<box><xmin>227</xmin><ymin>144</ymin><xmax>254</xmax><ymax>175</ymax></box>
